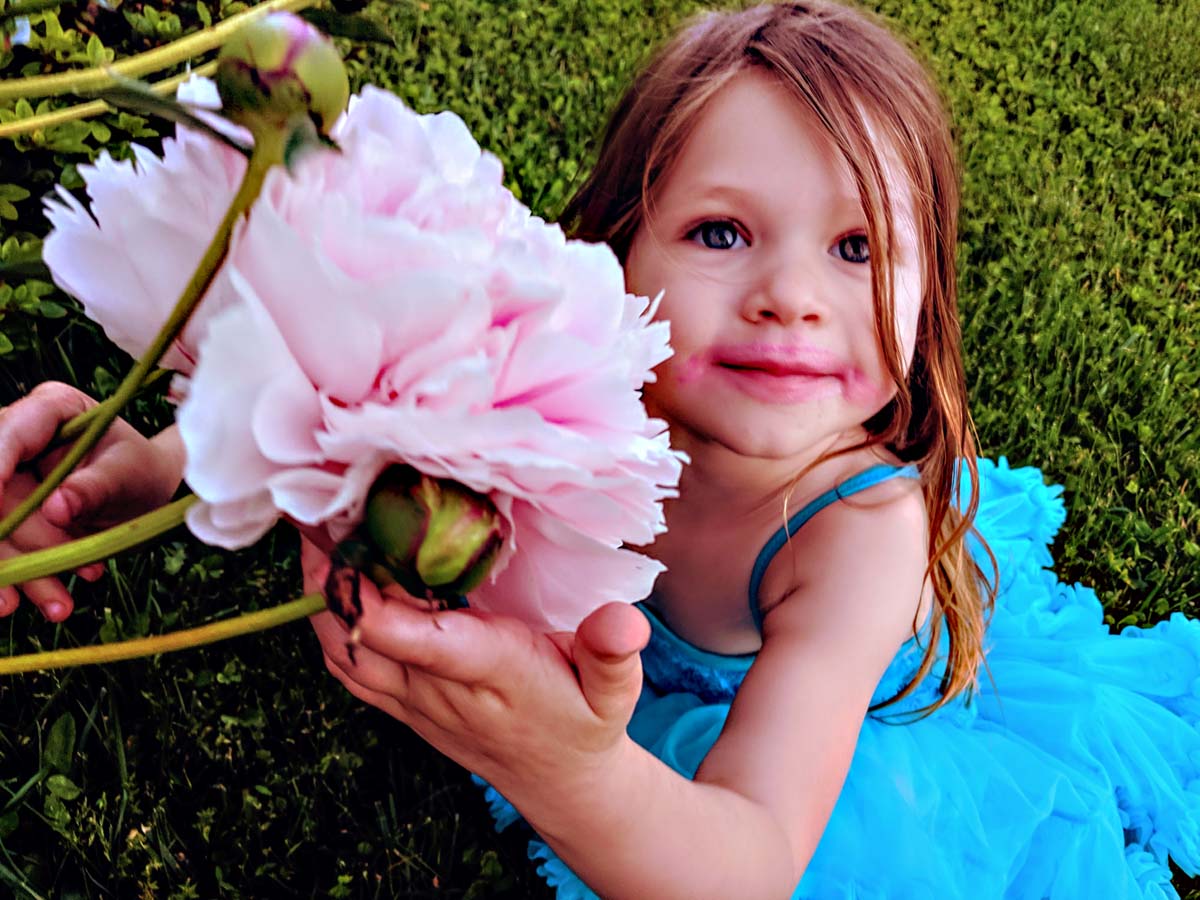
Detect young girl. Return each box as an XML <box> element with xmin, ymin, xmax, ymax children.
<box><xmin>2</xmin><ymin>2</ymin><xmax>1198</xmax><ymax>897</ymax></box>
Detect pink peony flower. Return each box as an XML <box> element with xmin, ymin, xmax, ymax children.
<box><xmin>43</xmin><ymin>76</ymin><xmax>249</xmax><ymax>375</ymax></box>
<box><xmin>44</xmin><ymin>78</ymin><xmax>683</xmax><ymax>631</ymax></box>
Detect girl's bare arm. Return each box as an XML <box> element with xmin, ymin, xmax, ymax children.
<box><xmin>309</xmin><ymin>481</ymin><xmax>930</xmax><ymax>899</ymax></box>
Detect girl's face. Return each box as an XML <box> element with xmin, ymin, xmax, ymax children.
<box><xmin>625</xmin><ymin>69</ymin><xmax>923</xmax><ymax>465</ymax></box>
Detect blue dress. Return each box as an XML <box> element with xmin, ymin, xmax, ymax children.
<box><xmin>476</xmin><ymin>458</ymin><xmax>1200</xmax><ymax>898</ymax></box>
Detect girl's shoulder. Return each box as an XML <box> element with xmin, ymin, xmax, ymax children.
<box><xmin>756</xmin><ymin>453</ymin><xmax>930</xmax><ymax>643</ymax></box>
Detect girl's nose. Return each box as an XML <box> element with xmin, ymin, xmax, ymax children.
<box><xmin>739</xmin><ymin>254</ymin><xmax>827</xmax><ymax>326</ymax></box>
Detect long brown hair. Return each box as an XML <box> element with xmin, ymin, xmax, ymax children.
<box><xmin>561</xmin><ymin>0</ymin><xmax>995</xmax><ymax>713</ymax></box>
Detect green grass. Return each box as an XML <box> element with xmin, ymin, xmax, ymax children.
<box><xmin>1</xmin><ymin>0</ymin><xmax>1197</xmax><ymax>896</ymax></box>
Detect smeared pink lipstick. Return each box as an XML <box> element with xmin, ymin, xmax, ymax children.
<box><xmin>697</xmin><ymin>342</ymin><xmax>871</xmax><ymax>405</ymax></box>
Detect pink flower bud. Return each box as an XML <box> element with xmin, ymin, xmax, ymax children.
<box><xmin>215</xmin><ymin>11</ymin><xmax>348</xmax><ymax>136</ymax></box>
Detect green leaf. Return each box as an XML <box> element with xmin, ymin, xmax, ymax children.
<box><xmin>45</xmin><ymin>774</ymin><xmax>81</xmax><ymax>800</ymax></box>
<box><xmin>58</xmin><ymin>163</ymin><xmax>84</xmax><ymax>190</ymax></box>
<box><xmin>0</xmin><ymin>809</ymin><xmax>18</xmax><ymax>839</ymax></box>
<box><xmin>42</xmin><ymin>712</ymin><xmax>76</xmax><ymax>773</ymax></box>
<box><xmin>0</xmin><ymin>334</ymin><xmax>12</xmax><ymax>355</ymax></box>
<box><xmin>86</xmin><ymin>33</ymin><xmax>109</xmax><ymax>67</ymax></box>
<box><xmin>299</xmin><ymin>8</ymin><xmax>395</xmax><ymax>45</ymax></box>
<box><xmin>37</xmin><ymin>300</ymin><xmax>68</xmax><ymax>318</ymax></box>
<box><xmin>0</xmin><ymin>184</ymin><xmax>31</xmax><ymax>201</ymax></box>
<box><xmin>115</xmin><ymin>111</ymin><xmax>157</xmax><ymax>139</ymax></box>
<box><xmin>92</xmin><ymin>365</ymin><xmax>118</xmax><ymax>399</ymax></box>
<box><xmin>197</xmin><ymin>1</ymin><xmax>212</xmax><ymax>29</ymax></box>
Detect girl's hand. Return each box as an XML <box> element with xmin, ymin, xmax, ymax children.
<box><xmin>302</xmin><ymin>537</ymin><xmax>649</xmax><ymax>799</ymax></box>
<box><xmin>0</xmin><ymin>382</ymin><xmax>185</xmax><ymax>621</ymax></box>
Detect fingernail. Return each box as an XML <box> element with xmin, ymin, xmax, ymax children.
<box><xmin>45</xmin><ymin>602</ymin><xmax>66</xmax><ymax>621</ymax></box>
<box><xmin>79</xmin><ymin>564</ymin><xmax>104</xmax><ymax>582</ymax></box>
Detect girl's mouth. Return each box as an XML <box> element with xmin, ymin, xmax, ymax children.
<box><xmin>704</xmin><ymin>343</ymin><xmax>848</xmax><ymax>404</ymax></box>
<box><xmin>712</xmin><ymin>363</ymin><xmax>843</xmax><ymax>404</ymax></box>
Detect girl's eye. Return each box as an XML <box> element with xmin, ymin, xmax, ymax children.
<box><xmin>687</xmin><ymin>221</ymin><xmax>746</xmax><ymax>250</ymax></box>
<box><xmin>834</xmin><ymin>234</ymin><xmax>870</xmax><ymax>264</ymax></box>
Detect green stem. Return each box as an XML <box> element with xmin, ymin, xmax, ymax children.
<box><xmin>0</xmin><ymin>594</ymin><xmax>326</xmax><ymax>675</ymax></box>
<box><xmin>0</xmin><ymin>496</ymin><xmax>196</xmax><ymax>587</ymax></box>
<box><xmin>0</xmin><ymin>61</ymin><xmax>219</xmax><ymax>141</ymax></box>
<box><xmin>0</xmin><ymin>0</ymin><xmax>317</xmax><ymax>103</ymax></box>
<box><xmin>0</xmin><ymin>129</ymin><xmax>284</xmax><ymax>544</ymax></box>
<box><xmin>0</xmin><ymin>0</ymin><xmax>63</xmax><ymax>26</ymax></box>
<box><xmin>56</xmin><ymin>368</ymin><xmax>172</xmax><ymax>445</ymax></box>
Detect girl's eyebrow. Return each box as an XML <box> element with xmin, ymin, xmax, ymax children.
<box><xmin>684</xmin><ymin>181</ymin><xmax>865</xmax><ymax>217</ymax></box>
<box><xmin>684</xmin><ymin>183</ymin><xmax>758</xmax><ymax>205</ymax></box>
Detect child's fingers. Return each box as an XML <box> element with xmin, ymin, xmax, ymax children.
<box><xmin>322</xmin><ymin>650</ymin><xmax>410</xmax><ymax>721</ymax></box>
<box><xmin>39</xmin><ymin>470</ymin><xmax>110</xmax><ymax>530</ymax></box>
<box><xmin>38</xmin><ymin>485</ymin><xmax>85</xmax><ymax>530</ymax></box>
<box><xmin>0</xmin><ymin>383</ymin><xmax>93</xmax><ymax>482</ymax></box>
<box><xmin>309</xmin><ymin>610</ymin><xmax>361</xmax><ymax>672</ymax></box>
<box><xmin>325</xmin><ymin>640</ymin><xmax>411</xmax><ymax>702</ymax></box>
<box><xmin>311</xmin><ymin>609</ymin><xmax>415</xmax><ymax>695</ymax></box>
<box><xmin>0</xmin><ymin>585</ymin><xmax>18</xmax><ymax>617</ymax></box>
<box><xmin>356</xmin><ymin>593</ymin><xmax>522</xmax><ymax>685</ymax></box>
<box><xmin>321</xmin><ymin>646</ymin><xmax>459</xmax><ymax>754</ymax></box>
<box><xmin>76</xmin><ymin>562</ymin><xmax>105</xmax><ymax>582</ymax></box>
<box><xmin>0</xmin><ymin>546</ymin><xmax>73</xmax><ymax>621</ymax></box>
<box><xmin>299</xmin><ymin>536</ymin><xmax>331</xmax><ymax>595</ymax></box>
<box><xmin>3</xmin><ymin>474</ymin><xmax>75</xmax><ymax>552</ymax></box>
<box><xmin>314</xmin><ymin>617</ymin><xmax>425</xmax><ymax>724</ymax></box>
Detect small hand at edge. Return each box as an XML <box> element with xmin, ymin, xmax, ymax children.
<box><xmin>0</xmin><ymin>382</ymin><xmax>184</xmax><ymax>621</ymax></box>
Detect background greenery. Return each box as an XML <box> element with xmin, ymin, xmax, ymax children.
<box><xmin>1</xmin><ymin>0</ymin><xmax>1197</xmax><ymax>896</ymax></box>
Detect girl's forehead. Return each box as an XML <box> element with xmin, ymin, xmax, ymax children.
<box><xmin>675</xmin><ymin>71</ymin><xmax>853</xmax><ymax>182</ymax></box>
<box><xmin>665</xmin><ymin>70</ymin><xmax>919</xmax><ymax>235</ymax></box>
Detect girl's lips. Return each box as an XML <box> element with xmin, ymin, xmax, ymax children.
<box><xmin>708</xmin><ymin>342</ymin><xmax>847</xmax><ymax>373</ymax></box>
<box><xmin>713</xmin><ymin>364</ymin><xmax>843</xmax><ymax>404</ymax></box>
<box><xmin>704</xmin><ymin>343</ymin><xmax>848</xmax><ymax>404</ymax></box>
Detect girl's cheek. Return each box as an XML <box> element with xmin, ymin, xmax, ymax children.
<box><xmin>844</xmin><ymin>368</ymin><xmax>892</xmax><ymax>408</ymax></box>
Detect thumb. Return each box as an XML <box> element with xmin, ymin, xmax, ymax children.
<box><xmin>573</xmin><ymin>602</ymin><xmax>650</xmax><ymax>725</ymax></box>
<box><xmin>41</xmin><ymin>467</ymin><xmax>113</xmax><ymax>530</ymax></box>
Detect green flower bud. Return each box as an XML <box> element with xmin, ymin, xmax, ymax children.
<box><xmin>216</xmin><ymin>11</ymin><xmax>349</xmax><ymax>137</ymax></box>
<box><xmin>364</xmin><ymin>466</ymin><xmax>504</xmax><ymax>601</ymax></box>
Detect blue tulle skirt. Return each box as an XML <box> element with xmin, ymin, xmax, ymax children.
<box><xmin>477</xmin><ymin>459</ymin><xmax>1200</xmax><ymax>898</ymax></box>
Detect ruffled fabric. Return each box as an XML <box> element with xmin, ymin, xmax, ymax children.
<box><xmin>476</xmin><ymin>458</ymin><xmax>1200</xmax><ymax>898</ymax></box>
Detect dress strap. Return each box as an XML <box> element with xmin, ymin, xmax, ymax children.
<box><xmin>747</xmin><ymin>463</ymin><xmax>921</xmax><ymax>632</ymax></box>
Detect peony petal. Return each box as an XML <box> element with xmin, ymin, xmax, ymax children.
<box><xmin>233</xmin><ymin>202</ymin><xmax>383</xmax><ymax>403</ymax></box>
<box><xmin>186</xmin><ymin>495</ymin><xmax>277</xmax><ymax>549</ymax></box>
<box><xmin>251</xmin><ymin>372</ymin><xmax>325</xmax><ymax>465</ymax></box>
<box><xmin>178</xmin><ymin>285</ymin><xmax>292</xmax><ymax>506</ymax></box>
<box><xmin>267</xmin><ymin>467</ymin><xmax>348</xmax><ymax>525</ymax></box>
<box><xmin>470</xmin><ymin>501</ymin><xmax>664</xmax><ymax>632</ymax></box>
